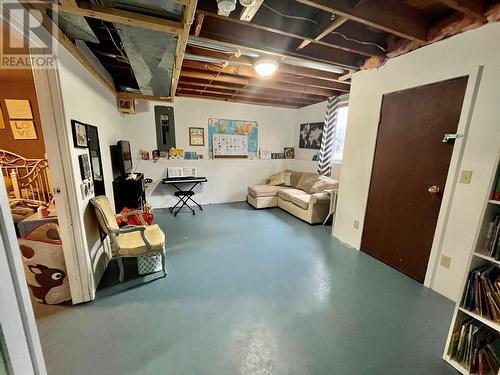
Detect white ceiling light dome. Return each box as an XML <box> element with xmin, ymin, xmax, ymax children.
<box><xmin>217</xmin><ymin>0</ymin><xmax>236</xmax><ymax>13</ymax></box>
<box><xmin>239</xmin><ymin>0</ymin><xmax>256</xmax><ymax>6</ymax></box>
<box><xmin>254</xmin><ymin>59</ymin><xmax>279</xmax><ymax>77</ymax></box>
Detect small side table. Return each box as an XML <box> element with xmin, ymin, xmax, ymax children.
<box><xmin>18</xmin><ymin>209</ymin><xmax>58</xmax><ymax>238</ymax></box>
<box><xmin>323</xmin><ymin>189</ymin><xmax>339</xmax><ymax>225</ymax></box>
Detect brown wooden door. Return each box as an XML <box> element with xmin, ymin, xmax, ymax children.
<box><xmin>361</xmin><ymin>77</ymin><xmax>468</xmax><ymax>283</ymax></box>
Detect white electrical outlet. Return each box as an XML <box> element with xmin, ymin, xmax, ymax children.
<box><xmin>354</xmin><ymin>220</ymin><xmax>359</xmax><ymax>229</ymax></box>
<box><xmin>440</xmin><ymin>255</ymin><xmax>451</xmax><ymax>269</ymax></box>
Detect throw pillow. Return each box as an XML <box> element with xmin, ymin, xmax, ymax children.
<box><xmin>290</xmin><ymin>171</ymin><xmax>304</xmax><ymax>187</ymax></box>
<box><xmin>284</xmin><ymin>170</ymin><xmax>292</xmax><ymax>186</ymax></box>
<box><xmin>296</xmin><ymin>173</ymin><xmax>320</xmax><ymax>193</ymax></box>
<box><xmin>309</xmin><ymin>176</ymin><xmax>339</xmax><ymax>193</ymax></box>
<box><xmin>268</xmin><ymin>171</ymin><xmax>285</xmax><ymax>186</ymax></box>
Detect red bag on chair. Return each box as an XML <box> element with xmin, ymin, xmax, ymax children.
<box><xmin>117</xmin><ymin>205</ymin><xmax>154</xmax><ymax>226</ymax></box>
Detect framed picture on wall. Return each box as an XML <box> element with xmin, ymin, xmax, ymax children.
<box><xmin>10</xmin><ymin>120</ymin><xmax>37</xmax><ymax>140</ymax></box>
<box><xmin>71</xmin><ymin>120</ymin><xmax>88</xmax><ymax>148</ymax></box>
<box><xmin>299</xmin><ymin>122</ymin><xmax>324</xmax><ymax>149</ymax></box>
<box><xmin>189</xmin><ymin>127</ymin><xmax>205</xmax><ymax>146</ymax></box>
<box><xmin>78</xmin><ymin>154</ymin><xmax>91</xmax><ymax>181</ymax></box>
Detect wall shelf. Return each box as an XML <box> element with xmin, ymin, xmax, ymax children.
<box><xmin>473</xmin><ymin>251</ymin><xmax>500</xmax><ymax>265</ymax></box>
<box><xmin>443</xmin><ymin>155</ymin><xmax>500</xmax><ymax>373</ymax></box>
<box><xmin>458</xmin><ymin>307</ymin><xmax>500</xmax><ymax>332</ymax></box>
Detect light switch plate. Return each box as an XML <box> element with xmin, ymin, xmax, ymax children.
<box><xmin>440</xmin><ymin>255</ymin><xmax>451</xmax><ymax>269</ymax></box>
<box><xmin>353</xmin><ymin>220</ymin><xmax>359</xmax><ymax>229</ymax></box>
<box><xmin>459</xmin><ymin>170</ymin><xmax>473</xmax><ymax>184</ymax></box>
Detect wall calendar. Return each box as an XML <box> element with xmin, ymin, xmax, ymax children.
<box><xmin>212</xmin><ymin>134</ymin><xmax>248</xmax><ymax>158</ymax></box>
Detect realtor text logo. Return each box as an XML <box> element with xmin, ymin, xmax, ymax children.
<box><xmin>1</xmin><ymin>1</ymin><xmax>57</xmax><ymax>69</ymax></box>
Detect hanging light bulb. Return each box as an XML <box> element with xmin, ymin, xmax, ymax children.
<box><xmin>254</xmin><ymin>59</ymin><xmax>279</xmax><ymax>77</ymax></box>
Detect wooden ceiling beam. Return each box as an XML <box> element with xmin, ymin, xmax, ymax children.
<box><xmin>198</xmin><ymin>11</ymin><xmax>382</xmax><ymax>58</ymax></box>
<box><xmin>185</xmin><ymin>44</ymin><xmax>349</xmax><ymax>84</ymax></box>
<box><xmin>180</xmin><ymin>68</ymin><xmax>337</xmax><ymax>97</ymax></box>
<box><xmin>181</xmin><ymin>59</ymin><xmax>349</xmax><ymax>91</ymax></box>
<box><xmin>177</xmin><ymin>87</ymin><xmax>315</xmax><ymax>106</ymax></box>
<box><xmin>178</xmin><ymin>80</ymin><xmax>326</xmax><ymax>101</ymax></box>
<box><xmin>295</xmin><ymin>0</ymin><xmax>428</xmax><ymax>42</ymax></box>
<box><xmin>176</xmin><ymin>92</ymin><xmax>302</xmax><ymax>109</ymax></box>
<box><xmin>57</xmin><ymin>3</ymin><xmax>184</xmax><ymax>34</ymax></box>
<box><xmin>170</xmin><ymin>0</ymin><xmax>197</xmax><ymax>97</ymax></box>
<box><xmin>239</xmin><ymin>0</ymin><xmax>264</xmax><ymax>22</ymax></box>
<box><xmin>297</xmin><ymin>15</ymin><xmax>348</xmax><ymax>50</ymax></box>
<box><xmin>117</xmin><ymin>92</ymin><xmax>172</xmax><ymax>101</ymax></box>
<box><xmin>437</xmin><ymin>0</ymin><xmax>485</xmax><ymax>21</ymax></box>
<box><xmin>193</xmin><ymin>12</ymin><xmax>204</xmax><ymax>36</ymax></box>
<box><xmin>27</xmin><ymin>4</ymin><xmax>117</xmax><ymax>96</ymax></box>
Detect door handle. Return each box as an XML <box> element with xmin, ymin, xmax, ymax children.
<box><xmin>428</xmin><ymin>185</ymin><xmax>440</xmax><ymax>194</ymax></box>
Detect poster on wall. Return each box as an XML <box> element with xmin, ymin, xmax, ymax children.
<box><xmin>299</xmin><ymin>122</ymin><xmax>324</xmax><ymax>149</ymax></box>
<box><xmin>207</xmin><ymin>118</ymin><xmax>258</xmax><ymax>159</ymax></box>
<box><xmin>10</xmin><ymin>120</ymin><xmax>37</xmax><ymax>140</ymax></box>
<box><xmin>5</xmin><ymin>99</ymin><xmax>33</xmax><ymax>119</ymax></box>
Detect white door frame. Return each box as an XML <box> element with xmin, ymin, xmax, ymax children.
<box><xmin>7</xmin><ymin>5</ymin><xmax>93</xmax><ymax>304</ymax></box>
<box><xmin>0</xmin><ymin>177</ymin><xmax>47</xmax><ymax>374</ymax></box>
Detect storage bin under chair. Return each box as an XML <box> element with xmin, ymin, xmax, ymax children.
<box><xmin>138</xmin><ymin>253</ymin><xmax>163</xmax><ymax>275</ymax></box>
<box><xmin>18</xmin><ymin>223</ymin><xmax>71</xmax><ymax>305</ymax></box>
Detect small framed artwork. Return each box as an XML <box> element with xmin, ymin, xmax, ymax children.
<box><xmin>10</xmin><ymin>120</ymin><xmax>37</xmax><ymax>140</ymax></box>
<box><xmin>71</xmin><ymin>120</ymin><xmax>88</xmax><ymax>148</ymax></box>
<box><xmin>78</xmin><ymin>154</ymin><xmax>91</xmax><ymax>180</ymax></box>
<box><xmin>5</xmin><ymin>99</ymin><xmax>33</xmax><ymax>119</ymax></box>
<box><xmin>260</xmin><ymin>149</ymin><xmax>271</xmax><ymax>159</ymax></box>
<box><xmin>189</xmin><ymin>127</ymin><xmax>205</xmax><ymax>146</ymax></box>
<box><xmin>284</xmin><ymin>147</ymin><xmax>295</xmax><ymax>159</ymax></box>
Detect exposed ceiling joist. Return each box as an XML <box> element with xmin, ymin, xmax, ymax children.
<box><xmin>176</xmin><ymin>92</ymin><xmax>301</xmax><ymax>109</ymax></box>
<box><xmin>437</xmin><ymin>0</ymin><xmax>485</xmax><ymax>21</ymax></box>
<box><xmin>181</xmin><ymin>59</ymin><xmax>349</xmax><ymax>91</ymax></box>
<box><xmin>239</xmin><ymin>0</ymin><xmax>265</xmax><ymax>22</ymax></box>
<box><xmin>117</xmin><ymin>92</ymin><xmax>172</xmax><ymax>101</ymax></box>
<box><xmin>57</xmin><ymin>3</ymin><xmax>184</xmax><ymax>34</ymax></box>
<box><xmin>170</xmin><ymin>0</ymin><xmax>197</xmax><ymax>97</ymax></box>
<box><xmin>178</xmin><ymin>80</ymin><xmax>327</xmax><ymax>101</ymax></box>
<box><xmin>193</xmin><ymin>12</ymin><xmax>204</xmax><ymax>36</ymax></box>
<box><xmin>295</xmin><ymin>0</ymin><xmax>428</xmax><ymax>42</ymax></box>
<box><xmin>178</xmin><ymin>87</ymin><xmax>315</xmax><ymax>106</ymax></box>
<box><xmin>198</xmin><ymin>11</ymin><xmax>382</xmax><ymax>59</ymax></box>
<box><xmin>185</xmin><ymin>43</ymin><xmax>349</xmax><ymax>84</ymax></box>
<box><xmin>297</xmin><ymin>15</ymin><xmax>348</xmax><ymax>49</ymax></box>
<box><xmin>30</xmin><ymin>4</ymin><xmax>117</xmax><ymax>96</ymax></box>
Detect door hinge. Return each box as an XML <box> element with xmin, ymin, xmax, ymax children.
<box><xmin>442</xmin><ymin>133</ymin><xmax>463</xmax><ymax>143</ymax></box>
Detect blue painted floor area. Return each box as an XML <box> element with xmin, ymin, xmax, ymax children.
<box><xmin>33</xmin><ymin>202</ymin><xmax>458</xmax><ymax>375</ymax></box>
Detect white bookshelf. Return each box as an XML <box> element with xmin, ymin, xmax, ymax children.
<box><xmin>443</xmin><ymin>156</ymin><xmax>500</xmax><ymax>375</ymax></box>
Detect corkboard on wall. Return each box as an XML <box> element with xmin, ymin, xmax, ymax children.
<box><xmin>0</xmin><ymin>69</ymin><xmax>46</xmax><ymax>158</ymax></box>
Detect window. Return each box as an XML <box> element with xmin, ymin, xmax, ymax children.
<box><xmin>332</xmin><ymin>105</ymin><xmax>349</xmax><ymax>162</ymax></box>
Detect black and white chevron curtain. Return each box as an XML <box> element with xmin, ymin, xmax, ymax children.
<box><xmin>317</xmin><ymin>94</ymin><xmax>349</xmax><ymax>176</ymax></box>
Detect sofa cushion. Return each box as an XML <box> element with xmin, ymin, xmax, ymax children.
<box><xmin>248</xmin><ymin>185</ymin><xmax>284</xmax><ymax>198</ymax></box>
<box><xmin>296</xmin><ymin>173</ymin><xmax>320</xmax><ymax>193</ymax></box>
<box><xmin>289</xmin><ymin>194</ymin><xmax>311</xmax><ymax>210</ymax></box>
<box><xmin>290</xmin><ymin>171</ymin><xmax>305</xmax><ymax>188</ymax></box>
<box><xmin>309</xmin><ymin>176</ymin><xmax>339</xmax><ymax>193</ymax></box>
<box><xmin>268</xmin><ymin>171</ymin><xmax>285</xmax><ymax>186</ymax></box>
<box><xmin>278</xmin><ymin>188</ymin><xmax>307</xmax><ymax>202</ymax></box>
<box><xmin>284</xmin><ymin>169</ymin><xmax>293</xmax><ymax>186</ymax></box>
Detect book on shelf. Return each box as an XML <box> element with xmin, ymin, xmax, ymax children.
<box><xmin>462</xmin><ymin>265</ymin><xmax>500</xmax><ymax>322</ymax></box>
<box><xmin>483</xmin><ymin>215</ymin><xmax>500</xmax><ymax>260</ymax></box>
<box><xmin>493</xmin><ymin>173</ymin><xmax>500</xmax><ymax>201</ymax></box>
<box><xmin>449</xmin><ymin>317</ymin><xmax>500</xmax><ymax>374</ymax></box>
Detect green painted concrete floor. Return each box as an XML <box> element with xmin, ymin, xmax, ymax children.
<box><xmin>33</xmin><ymin>202</ymin><xmax>458</xmax><ymax>375</ymax></box>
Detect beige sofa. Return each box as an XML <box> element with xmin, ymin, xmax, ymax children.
<box><xmin>247</xmin><ymin>170</ymin><xmax>338</xmax><ymax>224</ymax></box>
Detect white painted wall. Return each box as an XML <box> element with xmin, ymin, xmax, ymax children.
<box><xmin>56</xmin><ymin>46</ymin><xmax>125</xmax><ymax>290</ymax></box>
<box><xmin>334</xmin><ymin>23</ymin><xmax>500</xmax><ymax>302</ymax></box>
<box><xmin>118</xmin><ymin>97</ymin><xmax>341</xmax><ymax>208</ymax></box>
<box><xmin>122</xmin><ymin>97</ymin><xmax>297</xmax><ymax>160</ymax></box>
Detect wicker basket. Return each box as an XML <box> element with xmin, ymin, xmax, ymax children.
<box><xmin>138</xmin><ymin>253</ymin><xmax>162</xmax><ymax>275</ymax></box>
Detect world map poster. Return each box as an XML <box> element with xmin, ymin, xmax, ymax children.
<box><xmin>208</xmin><ymin>118</ymin><xmax>258</xmax><ymax>159</ymax></box>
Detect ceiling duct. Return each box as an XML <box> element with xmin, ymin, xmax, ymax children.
<box><xmin>116</xmin><ymin>24</ymin><xmax>176</xmax><ymax>97</ymax></box>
